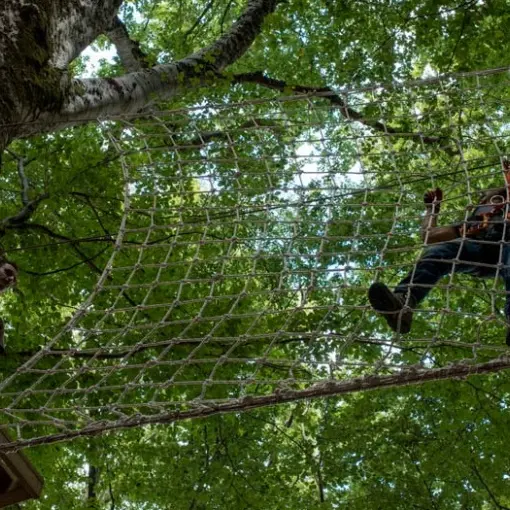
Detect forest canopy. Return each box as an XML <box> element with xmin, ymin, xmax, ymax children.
<box><xmin>2</xmin><ymin>0</ymin><xmax>510</xmax><ymax>508</ymax></box>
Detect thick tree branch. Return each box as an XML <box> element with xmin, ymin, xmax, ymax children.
<box><xmin>4</xmin><ymin>356</ymin><xmax>510</xmax><ymax>451</ymax></box>
<box><xmin>1</xmin><ymin>193</ymin><xmax>49</xmax><ymax>226</ymax></box>
<box><xmin>33</xmin><ymin>0</ymin><xmax>280</xmax><ymax>133</ymax></box>
<box><xmin>106</xmin><ymin>16</ymin><xmax>150</xmax><ymax>73</ymax></box>
<box><xmin>185</xmin><ymin>0</ymin><xmax>279</xmax><ymax>71</ymax></box>
<box><xmin>0</xmin><ymin>1</ymin><xmax>121</xmax><ymax>147</ymax></box>
<box><xmin>48</xmin><ymin>0</ymin><xmax>124</xmax><ymax>68</ymax></box>
<box><xmin>233</xmin><ymin>71</ymin><xmax>454</xmax><ymax>149</ymax></box>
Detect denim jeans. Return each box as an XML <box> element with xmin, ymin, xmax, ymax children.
<box><xmin>395</xmin><ymin>240</ymin><xmax>510</xmax><ymax>317</ymax></box>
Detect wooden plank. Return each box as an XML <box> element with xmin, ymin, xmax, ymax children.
<box><xmin>0</xmin><ymin>430</ymin><xmax>43</xmax><ymax>507</ymax></box>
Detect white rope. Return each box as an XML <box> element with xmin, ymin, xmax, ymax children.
<box><xmin>2</xmin><ymin>66</ymin><xmax>510</xmax><ymax>451</ymax></box>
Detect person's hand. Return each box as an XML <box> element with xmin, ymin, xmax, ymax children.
<box><xmin>424</xmin><ymin>187</ymin><xmax>443</xmax><ymax>212</ymax></box>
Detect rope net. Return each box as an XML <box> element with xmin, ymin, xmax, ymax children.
<box><xmin>3</xmin><ymin>67</ymin><xmax>510</xmax><ymax>451</ymax></box>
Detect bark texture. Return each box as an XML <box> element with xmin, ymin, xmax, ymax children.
<box><xmin>107</xmin><ymin>16</ymin><xmax>149</xmax><ymax>72</ymax></box>
<box><xmin>0</xmin><ymin>0</ymin><xmax>279</xmax><ymax>146</ymax></box>
<box><xmin>0</xmin><ymin>0</ymin><xmax>122</xmax><ymax>146</ymax></box>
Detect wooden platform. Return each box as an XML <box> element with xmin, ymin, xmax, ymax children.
<box><xmin>0</xmin><ymin>430</ymin><xmax>43</xmax><ymax>508</ymax></box>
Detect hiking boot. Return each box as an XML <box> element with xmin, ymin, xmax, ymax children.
<box><xmin>368</xmin><ymin>282</ymin><xmax>415</xmax><ymax>334</ymax></box>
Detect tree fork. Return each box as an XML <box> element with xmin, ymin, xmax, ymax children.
<box><xmin>1</xmin><ymin>0</ymin><xmax>123</xmax><ymax>147</ymax></box>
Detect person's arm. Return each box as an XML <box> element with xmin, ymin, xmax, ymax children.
<box><xmin>420</xmin><ymin>187</ymin><xmax>459</xmax><ymax>245</ymax></box>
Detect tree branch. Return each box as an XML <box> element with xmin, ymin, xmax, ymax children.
<box><xmin>220</xmin><ymin>0</ymin><xmax>237</xmax><ymax>33</ymax></box>
<box><xmin>5</xmin><ymin>148</ymin><xmax>30</xmax><ymax>205</ymax></box>
<box><xmin>48</xmin><ymin>0</ymin><xmax>124</xmax><ymax>68</ymax></box>
<box><xmin>106</xmin><ymin>16</ymin><xmax>150</xmax><ymax>72</ymax></box>
<box><xmin>33</xmin><ymin>0</ymin><xmax>281</xmax><ymax>133</ymax></box>
<box><xmin>108</xmin><ymin>481</ymin><xmax>116</xmax><ymax>510</ymax></box>
<box><xmin>106</xmin><ymin>460</ymin><xmax>116</xmax><ymax>510</ymax></box>
<box><xmin>471</xmin><ymin>464</ymin><xmax>510</xmax><ymax>510</ymax></box>
<box><xmin>316</xmin><ymin>451</ymin><xmax>325</xmax><ymax>503</ymax></box>
<box><xmin>6</xmin><ymin>222</ymin><xmax>105</xmax><ymax>275</ymax></box>
<box><xmin>70</xmin><ymin>193</ymin><xmax>111</xmax><ymax>237</ymax></box>
<box><xmin>6</xmin><ymin>356</ymin><xmax>510</xmax><ymax>451</ymax></box>
<box><xmin>1</xmin><ymin>193</ymin><xmax>49</xmax><ymax>226</ymax></box>
<box><xmin>17</xmin><ymin>157</ymin><xmax>29</xmax><ymax>206</ymax></box>
<box><xmin>185</xmin><ymin>118</ymin><xmax>282</xmax><ymax>147</ymax></box>
<box><xmin>233</xmin><ymin>71</ymin><xmax>455</xmax><ymax>150</ymax></box>
<box><xmin>185</xmin><ymin>0</ymin><xmax>215</xmax><ymax>38</ymax></box>
<box><xmin>6</xmin><ymin>221</ymin><xmax>146</xmax><ymax>316</ymax></box>
<box><xmin>87</xmin><ymin>464</ymin><xmax>99</xmax><ymax>501</ymax></box>
<box><xmin>22</xmin><ymin>247</ymin><xmax>110</xmax><ymax>276</ymax></box>
<box><xmin>3</xmin><ymin>150</ymin><xmax>52</xmax><ymax>226</ymax></box>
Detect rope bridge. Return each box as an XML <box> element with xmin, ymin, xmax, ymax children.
<box><xmin>2</xmin><ymin>67</ymin><xmax>510</xmax><ymax>451</ymax></box>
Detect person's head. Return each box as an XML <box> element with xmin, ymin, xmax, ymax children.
<box><xmin>478</xmin><ymin>187</ymin><xmax>507</xmax><ymax>204</ymax></box>
<box><xmin>0</xmin><ymin>260</ymin><xmax>17</xmax><ymax>293</ymax></box>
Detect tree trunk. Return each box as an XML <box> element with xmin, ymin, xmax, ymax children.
<box><xmin>0</xmin><ymin>0</ymin><xmax>123</xmax><ymax>146</ymax></box>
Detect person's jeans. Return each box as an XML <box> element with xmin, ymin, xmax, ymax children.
<box><xmin>395</xmin><ymin>240</ymin><xmax>510</xmax><ymax>317</ymax></box>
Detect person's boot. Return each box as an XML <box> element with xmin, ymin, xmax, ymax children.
<box><xmin>368</xmin><ymin>282</ymin><xmax>415</xmax><ymax>334</ymax></box>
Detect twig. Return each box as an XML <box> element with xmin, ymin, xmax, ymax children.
<box><xmin>220</xmin><ymin>0</ymin><xmax>236</xmax><ymax>33</ymax></box>
<box><xmin>184</xmin><ymin>0</ymin><xmax>215</xmax><ymax>38</ymax></box>
<box><xmin>22</xmin><ymin>246</ymin><xmax>110</xmax><ymax>276</ymax></box>
<box><xmin>70</xmin><ymin>193</ymin><xmax>111</xmax><ymax>236</ymax></box>
<box><xmin>109</xmin><ymin>481</ymin><xmax>115</xmax><ymax>510</ymax></box>
<box><xmin>6</xmin><ymin>222</ymin><xmax>105</xmax><ymax>275</ymax></box>
<box><xmin>471</xmin><ymin>463</ymin><xmax>510</xmax><ymax>510</ymax></box>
